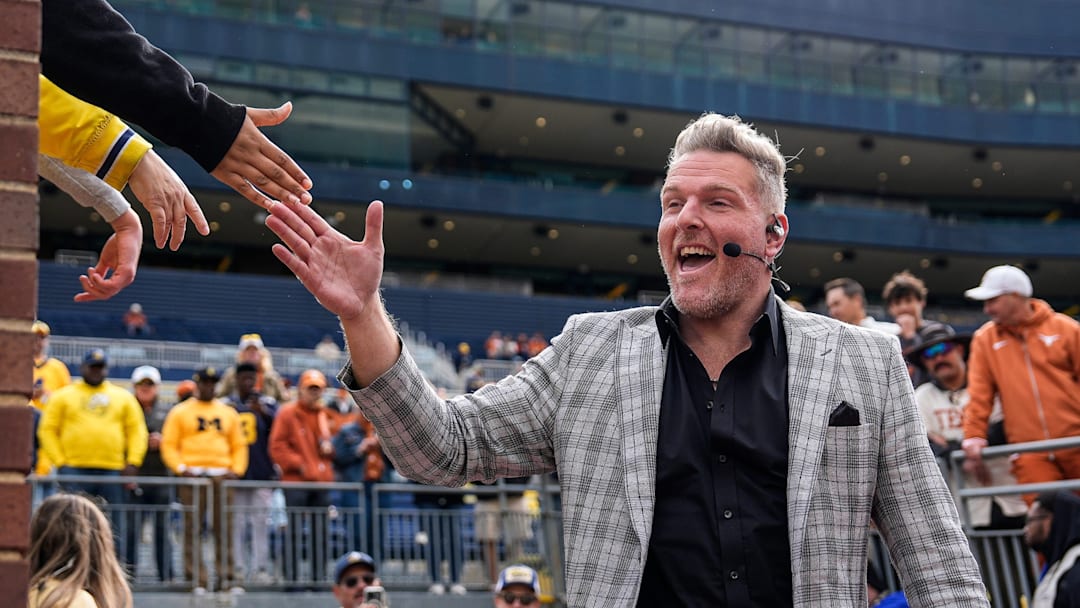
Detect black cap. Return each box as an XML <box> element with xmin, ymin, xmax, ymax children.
<box><xmin>902</xmin><ymin>322</ymin><xmax>971</xmax><ymax>369</ymax></box>
<box><xmin>193</xmin><ymin>366</ymin><xmax>222</xmax><ymax>382</ymax></box>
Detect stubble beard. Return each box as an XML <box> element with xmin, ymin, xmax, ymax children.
<box><xmin>663</xmin><ymin>256</ymin><xmax>757</xmax><ymax>320</ymax></box>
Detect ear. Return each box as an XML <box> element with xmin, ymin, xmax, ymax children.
<box><xmin>765</xmin><ymin>213</ymin><xmax>788</xmax><ymax>257</ymax></box>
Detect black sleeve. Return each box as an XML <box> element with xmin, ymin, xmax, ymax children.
<box><xmin>40</xmin><ymin>0</ymin><xmax>247</xmax><ymax>172</ymax></box>
<box><xmin>1054</xmin><ymin>564</ymin><xmax>1080</xmax><ymax>608</ymax></box>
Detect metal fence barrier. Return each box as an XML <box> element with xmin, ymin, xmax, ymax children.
<box><xmin>949</xmin><ymin>435</ymin><xmax>1080</xmax><ymax>608</ymax></box>
<box><xmin>32</xmin><ymin>435</ymin><xmax>1080</xmax><ymax>606</ymax></box>
<box><xmin>28</xmin><ymin>475</ymin><xmax>562</xmax><ymax>600</ymax></box>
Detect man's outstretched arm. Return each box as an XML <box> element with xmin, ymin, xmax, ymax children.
<box><xmin>265</xmin><ymin>199</ymin><xmax>399</xmax><ymax>385</ymax></box>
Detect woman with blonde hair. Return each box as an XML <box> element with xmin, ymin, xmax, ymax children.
<box><xmin>217</xmin><ymin>332</ymin><xmax>286</xmax><ymax>401</ymax></box>
<box><xmin>29</xmin><ymin>493</ymin><xmax>132</xmax><ymax>608</ymax></box>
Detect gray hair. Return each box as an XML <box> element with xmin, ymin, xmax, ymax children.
<box><xmin>666</xmin><ymin>113</ymin><xmax>788</xmax><ymax>215</ymax></box>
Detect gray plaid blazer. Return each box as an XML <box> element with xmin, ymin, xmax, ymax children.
<box><xmin>343</xmin><ymin>299</ymin><xmax>987</xmax><ymax>607</ymax></box>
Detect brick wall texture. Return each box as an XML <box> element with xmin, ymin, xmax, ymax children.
<box><xmin>0</xmin><ymin>0</ymin><xmax>40</xmax><ymax>605</ymax></box>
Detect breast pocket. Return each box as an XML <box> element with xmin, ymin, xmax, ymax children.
<box><xmin>820</xmin><ymin>424</ymin><xmax>877</xmax><ymax>487</ymax></box>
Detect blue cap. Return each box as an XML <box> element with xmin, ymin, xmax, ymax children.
<box><xmin>83</xmin><ymin>348</ymin><xmax>108</xmax><ymax>366</ymax></box>
<box><xmin>496</xmin><ymin>564</ymin><xmax>540</xmax><ymax>593</ymax></box>
<box><xmin>334</xmin><ymin>551</ymin><xmax>376</xmax><ymax>583</ymax></box>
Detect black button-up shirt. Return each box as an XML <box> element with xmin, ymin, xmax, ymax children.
<box><xmin>637</xmin><ymin>291</ymin><xmax>792</xmax><ymax>607</ymax></box>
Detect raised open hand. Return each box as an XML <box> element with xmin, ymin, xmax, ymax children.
<box><xmin>266</xmin><ymin>199</ymin><xmax>385</xmax><ymax>321</ymax></box>
<box><xmin>75</xmin><ymin>209</ymin><xmax>143</xmax><ymax>302</ymax></box>
<box><xmin>211</xmin><ymin>102</ymin><xmax>313</xmax><ymax>208</ymax></box>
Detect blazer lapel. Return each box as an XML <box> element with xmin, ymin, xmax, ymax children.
<box><xmin>615</xmin><ymin>318</ymin><xmax>664</xmax><ymax>551</ymax></box>
<box><xmin>783</xmin><ymin>309</ymin><xmax>841</xmax><ymax>565</ymax></box>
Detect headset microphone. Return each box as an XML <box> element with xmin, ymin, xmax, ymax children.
<box><xmin>721</xmin><ymin>242</ymin><xmax>791</xmax><ymax>292</ymax></box>
<box><xmin>722</xmin><ymin>242</ymin><xmax>766</xmax><ymax>264</ymax></box>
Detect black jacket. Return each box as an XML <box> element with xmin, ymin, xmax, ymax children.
<box><xmin>41</xmin><ymin>0</ymin><xmax>246</xmax><ymax>172</ymax></box>
<box><xmin>1045</xmin><ymin>493</ymin><xmax>1080</xmax><ymax>608</ymax></box>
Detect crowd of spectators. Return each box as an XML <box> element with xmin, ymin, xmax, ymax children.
<box><xmin>25</xmin><ymin>261</ymin><xmax>1078</xmax><ymax>603</ymax></box>
<box><xmin>27</xmin><ymin>331</ymin><xmax>388</xmax><ymax>595</ymax></box>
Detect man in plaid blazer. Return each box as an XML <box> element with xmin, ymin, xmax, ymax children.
<box><xmin>266</xmin><ymin>114</ymin><xmax>987</xmax><ymax>607</ymax></box>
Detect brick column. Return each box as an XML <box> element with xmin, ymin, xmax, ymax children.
<box><xmin>0</xmin><ymin>1</ymin><xmax>40</xmax><ymax>606</ymax></box>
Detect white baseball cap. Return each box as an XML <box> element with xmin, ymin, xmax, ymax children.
<box><xmin>131</xmin><ymin>365</ymin><xmax>161</xmax><ymax>385</ymax></box>
<box><xmin>495</xmin><ymin>564</ymin><xmax>540</xmax><ymax>593</ymax></box>
<box><xmin>238</xmin><ymin>333</ymin><xmax>264</xmax><ymax>350</ymax></box>
<box><xmin>964</xmin><ymin>265</ymin><xmax>1033</xmax><ymax>301</ymax></box>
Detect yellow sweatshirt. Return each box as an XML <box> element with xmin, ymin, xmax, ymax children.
<box><xmin>160</xmin><ymin>398</ymin><xmax>248</xmax><ymax>477</ymax></box>
<box><xmin>31</xmin><ymin>356</ymin><xmax>72</xmax><ymax>410</ymax></box>
<box><xmin>39</xmin><ymin>380</ymin><xmax>148</xmax><ymax>470</ymax></box>
<box><xmin>39</xmin><ymin>74</ymin><xmax>152</xmax><ymax>190</ymax></box>
<box><xmin>31</xmin><ymin>356</ymin><xmax>72</xmax><ymax>475</ymax></box>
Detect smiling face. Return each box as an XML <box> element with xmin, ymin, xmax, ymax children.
<box><xmin>658</xmin><ymin>150</ymin><xmax>783</xmax><ymax>320</ymax></box>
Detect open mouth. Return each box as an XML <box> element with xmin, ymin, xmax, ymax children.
<box><xmin>678</xmin><ymin>245</ymin><xmax>716</xmax><ymax>271</ymax></box>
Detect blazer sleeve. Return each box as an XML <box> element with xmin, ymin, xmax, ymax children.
<box><xmin>341</xmin><ymin>326</ymin><xmax>566</xmax><ymax>487</ymax></box>
<box><xmin>871</xmin><ymin>339</ymin><xmax>988</xmax><ymax>606</ymax></box>
<box><xmin>40</xmin><ymin>0</ymin><xmax>246</xmax><ymax>172</ymax></box>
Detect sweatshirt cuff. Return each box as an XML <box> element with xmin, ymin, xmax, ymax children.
<box><xmin>102</xmin><ymin>133</ymin><xmax>152</xmax><ymax>190</ymax></box>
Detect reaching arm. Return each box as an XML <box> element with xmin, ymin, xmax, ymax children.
<box><xmin>38</xmin><ymin>74</ymin><xmax>152</xmax><ymax>190</ymax></box>
<box><xmin>265</xmin><ymin>199</ymin><xmax>400</xmax><ymax>385</ymax></box>
<box><xmin>41</xmin><ymin>0</ymin><xmax>312</xmax><ymax>207</ymax></box>
<box><xmin>38</xmin><ymin>76</ymin><xmax>209</xmax><ymax>249</ymax></box>
<box><xmin>37</xmin><ymin>158</ymin><xmax>143</xmax><ymax>301</ymax></box>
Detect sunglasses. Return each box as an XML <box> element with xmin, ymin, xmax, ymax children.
<box><xmin>498</xmin><ymin>591</ymin><xmax>538</xmax><ymax>605</ymax></box>
<box><xmin>342</xmin><ymin>573</ymin><xmax>376</xmax><ymax>588</ymax></box>
<box><xmin>920</xmin><ymin>341</ymin><xmax>957</xmax><ymax>360</ymax></box>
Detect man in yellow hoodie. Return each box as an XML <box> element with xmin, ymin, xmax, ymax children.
<box><xmin>161</xmin><ymin>366</ymin><xmax>248</xmax><ymax>593</ymax></box>
<box><xmin>962</xmin><ymin>265</ymin><xmax>1080</xmax><ymax>495</ymax></box>
<box><xmin>39</xmin><ymin>348</ymin><xmax>146</xmax><ymax>498</ymax></box>
<box><xmin>30</xmin><ymin>320</ymin><xmax>71</xmax><ymax>477</ymax></box>
<box><xmin>38</xmin><ymin>348</ymin><xmax>147</xmax><ymax>553</ymax></box>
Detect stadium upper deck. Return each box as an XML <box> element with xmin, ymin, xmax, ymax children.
<box><xmin>38</xmin><ymin>0</ymin><xmax>1080</xmax><ymax>308</ymax></box>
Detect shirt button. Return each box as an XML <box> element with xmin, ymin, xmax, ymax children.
<box><xmin>717</xmin><ymin>454</ymin><xmax>727</xmax><ymax>463</ymax></box>
<box><xmin>729</xmin><ymin>570</ymin><xmax>739</xmax><ymax>580</ymax></box>
<box><xmin>723</xmin><ymin>509</ymin><xmax>733</xmax><ymax>519</ymax></box>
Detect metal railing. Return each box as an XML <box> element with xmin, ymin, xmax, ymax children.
<box><xmin>33</xmin><ymin>437</ymin><xmax>1078</xmax><ymax>606</ymax></box>
<box><xmin>28</xmin><ymin>475</ymin><xmax>562</xmax><ymax>599</ymax></box>
<box><xmin>948</xmin><ymin>435</ymin><xmax>1080</xmax><ymax>608</ymax></box>
<box><xmin>47</xmin><ymin>331</ymin><xmax>463</xmax><ymax>390</ymax></box>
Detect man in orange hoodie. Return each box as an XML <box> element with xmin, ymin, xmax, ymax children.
<box><xmin>962</xmin><ymin>265</ymin><xmax>1080</xmax><ymax>494</ymax></box>
<box><xmin>269</xmin><ymin>369</ymin><xmax>335</xmax><ymax>586</ymax></box>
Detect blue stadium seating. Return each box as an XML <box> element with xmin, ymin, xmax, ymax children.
<box><xmin>38</xmin><ymin>262</ymin><xmax>639</xmax><ymax>349</ymax></box>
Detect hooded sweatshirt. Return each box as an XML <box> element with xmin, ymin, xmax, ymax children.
<box><xmin>1033</xmin><ymin>493</ymin><xmax>1080</xmax><ymax>608</ymax></box>
<box><xmin>963</xmin><ymin>299</ymin><xmax>1080</xmax><ymax>443</ymax></box>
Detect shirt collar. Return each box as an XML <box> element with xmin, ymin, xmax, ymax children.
<box><xmin>655</xmin><ymin>286</ymin><xmax>781</xmax><ymax>355</ymax></box>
